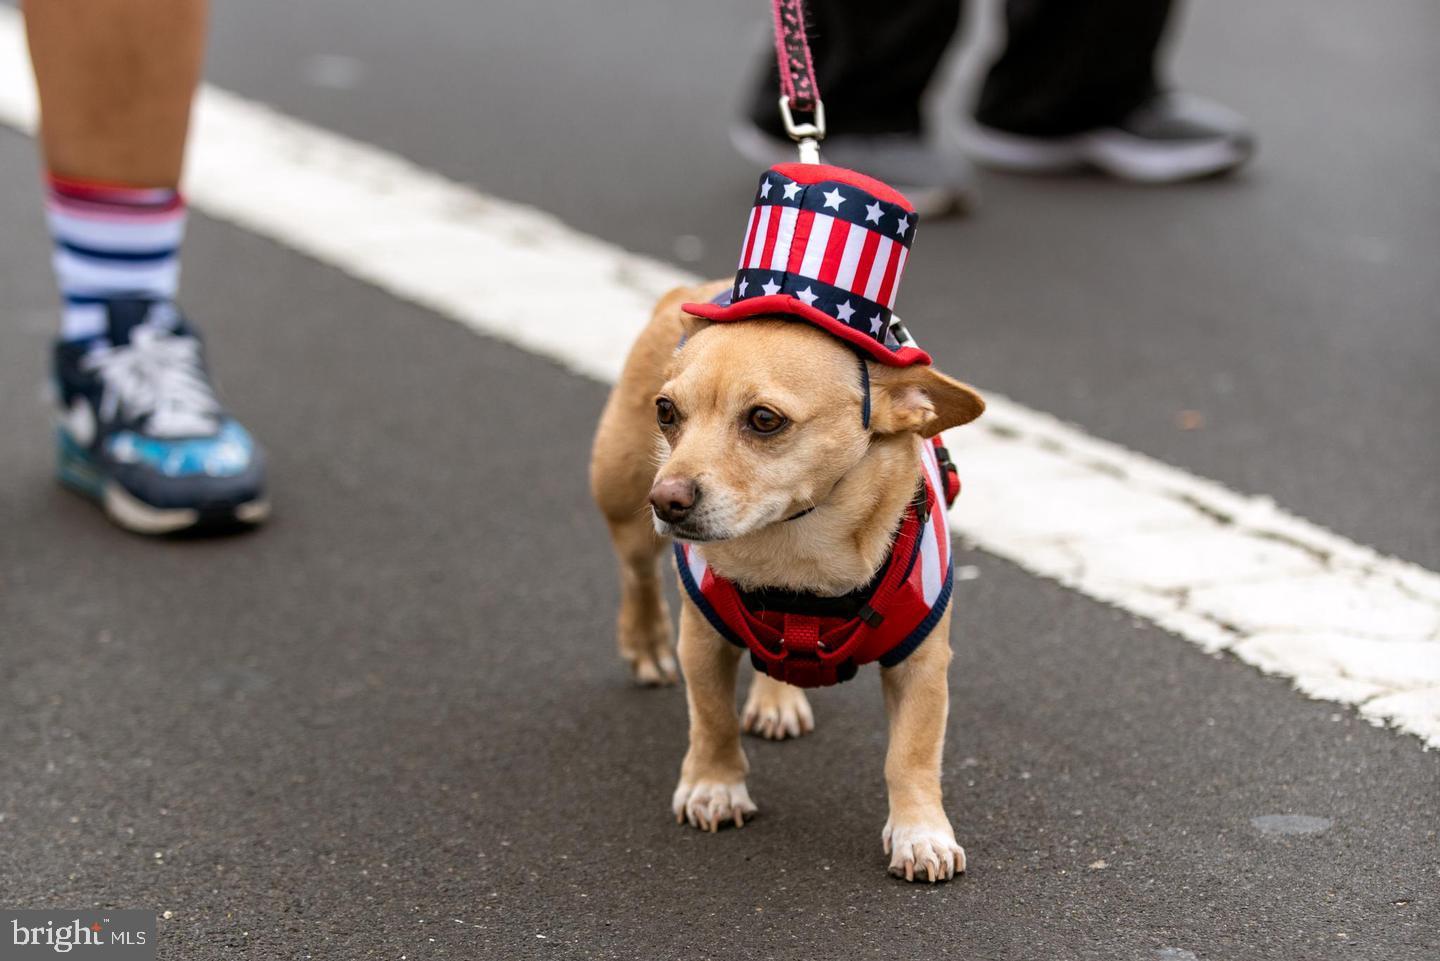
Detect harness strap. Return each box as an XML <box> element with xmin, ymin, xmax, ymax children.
<box><xmin>845</xmin><ymin>488</ymin><xmax>926</xmax><ymax>634</ymax></box>
<box><xmin>745</xmin><ymin>482</ymin><xmax>928</xmax><ymax>685</ymax></box>
<box><xmin>778</xmin><ymin>612</ymin><xmax>825</xmax><ymax>687</ymax></box>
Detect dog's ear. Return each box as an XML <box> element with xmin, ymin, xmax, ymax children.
<box><xmin>678</xmin><ymin>311</ymin><xmax>711</xmax><ymax>339</ymax></box>
<box><xmin>869</xmin><ymin>363</ymin><xmax>985</xmax><ymax>438</ymax></box>
<box><xmin>653</xmin><ymin>282</ymin><xmax>720</xmax><ymax>341</ymax></box>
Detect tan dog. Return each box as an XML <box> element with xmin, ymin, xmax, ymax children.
<box><xmin>590</xmin><ymin>280</ymin><xmax>984</xmax><ymax>882</ymax></box>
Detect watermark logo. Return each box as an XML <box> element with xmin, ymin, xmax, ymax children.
<box><xmin>1</xmin><ymin>911</ymin><xmax>154</xmax><ymax>959</ymax></box>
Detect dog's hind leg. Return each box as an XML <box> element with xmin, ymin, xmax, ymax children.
<box><xmin>591</xmin><ymin>285</ymin><xmax>710</xmax><ymax>685</ymax></box>
<box><xmin>603</xmin><ymin>512</ymin><xmax>676</xmax><ymax>685</ymax></box>
<box><xmin>742</xmin><ymin>671</ymin><xmax>815</xmax><ymax>740</ymax></box>
<box><xmin>592</xmin><ymin>409</ymin><xmax>676</xmax><ymax>685</ymax></box>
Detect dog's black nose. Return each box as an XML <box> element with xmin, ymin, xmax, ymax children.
<box><xmin>649</xmin><ymin>477</ymin><xmax>698</xmax><ymax>523</ymax></box>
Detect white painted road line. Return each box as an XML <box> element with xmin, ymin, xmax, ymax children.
<box><xmin>2</xmin><ymin>8</ymin><xmax>1436</xmax><ymax>746</ymax></box>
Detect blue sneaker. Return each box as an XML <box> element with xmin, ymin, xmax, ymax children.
<box><xmin>53</xmin><ymin>298</ymin><xmax>269</xmax><ymax>534</ymax></box>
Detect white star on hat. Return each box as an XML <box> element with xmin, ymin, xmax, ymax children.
<box><xmin>782</xmin><ymin>181</ymin><xmax>802</xmax><ymax>200</ymax></box>
<box><xmin>796</xmin><ymin>286</ymin><xmax>818</xmax><ymax>305</ymax></box>
<box><xmin>737</xmin><ymin>278</ymin><xmax>749</xmax><ymax>296</ymax></box>
<box><xmin>759</xmin><ymin>180</ymin><xmax>772</xmax><ymax>198</ymax></box>
<box><xmin>835</xmin><ymin>300</ymin><xmax>856</xmax><ymax>322</ymax></box>
<box><xmin>822</xmin><ymin>188</ymin><xmax>846</xmax><ymax>210</ymax></box>
<box><xmin>761</xmin><ymin>279</ymin><xmax>782</xmax><ymax>296</ymax></box>
<box><xmin>895</xmin><ymin>215</ymin><xmax>909</xmax><ymax>235</ymax></box>
<box><xmin>869</xmin><ymin>314</ymin><xmax>884</xmax><ymax>335</ymax></box>
<box><xmin>864</xmin><ymin>201</ymin><xmax>883</xmax><ymax>224</ymax></box>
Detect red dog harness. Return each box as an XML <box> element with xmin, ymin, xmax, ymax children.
<box><xmin>676</xmin><ymin>438</ymin><xmax>960</xmax><ymax>688</ymax></box>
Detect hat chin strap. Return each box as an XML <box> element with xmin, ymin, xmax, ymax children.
<box><xmin>782</xmin><ymin>353</ymin><xmax>870</xmax><ymax>524</ymax></box>
<box><xmin>858</xmin><ymin>352</ymin><xmax>872</xmax><ymax>430</ymax></box>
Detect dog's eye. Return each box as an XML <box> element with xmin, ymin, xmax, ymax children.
<box><xmin>747</xmin><ymin>407</ymin><xmax>787</xmax><ymax>434</ymax></box>
<box><xmin>656</xmin><ymin>397</ymin><xmax>679</xmax><ymax>427</ymax></box>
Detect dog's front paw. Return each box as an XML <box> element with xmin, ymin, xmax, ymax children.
<box><xmin>672</xmin><ymin>779</ymin><xmax>757</xmax><ymax>832</ymax></box>
<box><xmin>742</xmin><ymin>674</ymin><xmax>814</xmax><ymax>740</ymax></box>
<box><xmin>883</xmin><ymin>818</ymin><xmax>966</xmax><ymax>883</ymax></box>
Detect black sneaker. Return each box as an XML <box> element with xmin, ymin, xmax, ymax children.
<box><xmin>964</xmin><ymin>91</ymin><xmax>1255</xmax><ymax>183</ymax></box>
<box><xmin>53</xmin><ymin>298</ymin><xmax>269</xmax><ymax>534</ymax></box>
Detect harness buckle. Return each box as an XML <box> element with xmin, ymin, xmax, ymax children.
<box><xmin>755</xmin><ymin>650</ymin><xmax>857</xmax><ymax>688</ymax></box>
<box><xmin>932</xmin><ymin>441</ymin><xmax>961</xmax><ymax>507</ymax></box>
<box><xmin>912</xmin><ymin>482</ymin><xmax>931</xmax><ymax>524</ymax></box>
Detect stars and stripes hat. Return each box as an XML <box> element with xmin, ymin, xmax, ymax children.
<box><xmin>682</xmin><ymin>162</ymin><xmax>929</xmax><ymax>367</ymax></box>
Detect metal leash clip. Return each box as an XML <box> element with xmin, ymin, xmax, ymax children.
<box><xmin>778</xmin><ymin>95</ymin><xmax>826</xmax><ymax>164</ymax></box>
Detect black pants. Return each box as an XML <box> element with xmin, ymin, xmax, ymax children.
<box><xmin>749</xmin><ymin>0</ymin><xmax>1175</xmax><ymax>139</ymax></box>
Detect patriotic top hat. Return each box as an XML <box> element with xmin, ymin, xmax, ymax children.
<box><xmin>682</xmin><ymin>162</ymin><xmax>929</xmax><ymax>367</ymax></box>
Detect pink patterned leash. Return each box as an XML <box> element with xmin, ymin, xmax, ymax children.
<box><xmin>770</xmin><ymin>0</ymin><xmax>826</xmax><ymax>163</ymax></box>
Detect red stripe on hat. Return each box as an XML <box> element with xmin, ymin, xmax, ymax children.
<box><xmin>757</xmin><ymin>206</ymin><xmax>783</xmax><ymax>271</ymax></box>
<box><xmin>849</xmin><ymin>228</ymin><xmax>883</xmax><ymax>296</ymax></box>
<box><xmin>785</xmin><ymin>210</ymin><xmax>816</xmax><ymax>274</ymax></box>
<box><xmin>886</xmin><ymin>247</ymin><xmax>909</xmax><ymax>308</ymax></box>
<box><xmin>816</xmin><ymin>219</ymin><xmax>852</xmax><ymax>286</ymax></box>
<box><xmin>739</xmin><ymin>206</ymin><xmax>762</xmax><ymax>270</ymax></box>
<box><xmin>874</xmin><ymin>238</ymin><xmax>903</xmax><ymax>308</ymax></box>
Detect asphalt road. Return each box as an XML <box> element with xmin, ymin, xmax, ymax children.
<box><xmin>1</xmin><ymin>0</ymin><xmax>1438</xmax><ymax>959</ymax></box>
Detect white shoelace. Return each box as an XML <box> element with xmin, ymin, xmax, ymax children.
<box><xmin>82</xmin><ymin>325</ymin><xmax>223</xmax><ymax>438</ymax></box>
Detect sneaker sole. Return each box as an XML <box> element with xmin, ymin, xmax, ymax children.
<box><xmin>963</xmin><ymin>123</ymin><xmax>1252</xmax><ymax>183</ymax></box>
<box><xmin>728</xmin><ymin>122</ymin><xmax>975</xmax><ymax>218</ymax></box>
<box><xmin>57</xmin><ymin>431</ymin><xmax>269</xmax><ymax>535</ymax></box>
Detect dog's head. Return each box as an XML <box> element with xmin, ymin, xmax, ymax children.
<box><xmin>648</xmin><ymin>317</ymin><xmax>984</xmax><ymax>542</ymax></box>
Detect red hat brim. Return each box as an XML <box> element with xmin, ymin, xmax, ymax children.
<box><xmin>680</xmin><ymin>295</ymin><xmax>932</xmax><ymax>367</ymax></box>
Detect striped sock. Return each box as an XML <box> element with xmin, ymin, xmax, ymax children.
<box><xmin>46</xmin><ymin>174</ymin><xmax>186</xmax><ymax>342</ymax></box>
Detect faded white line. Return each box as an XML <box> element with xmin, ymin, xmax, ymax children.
<box><xmin>2</xmin><ymin>8</ymin><xmax>1435</xmax><ymax>746</ymax></box>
